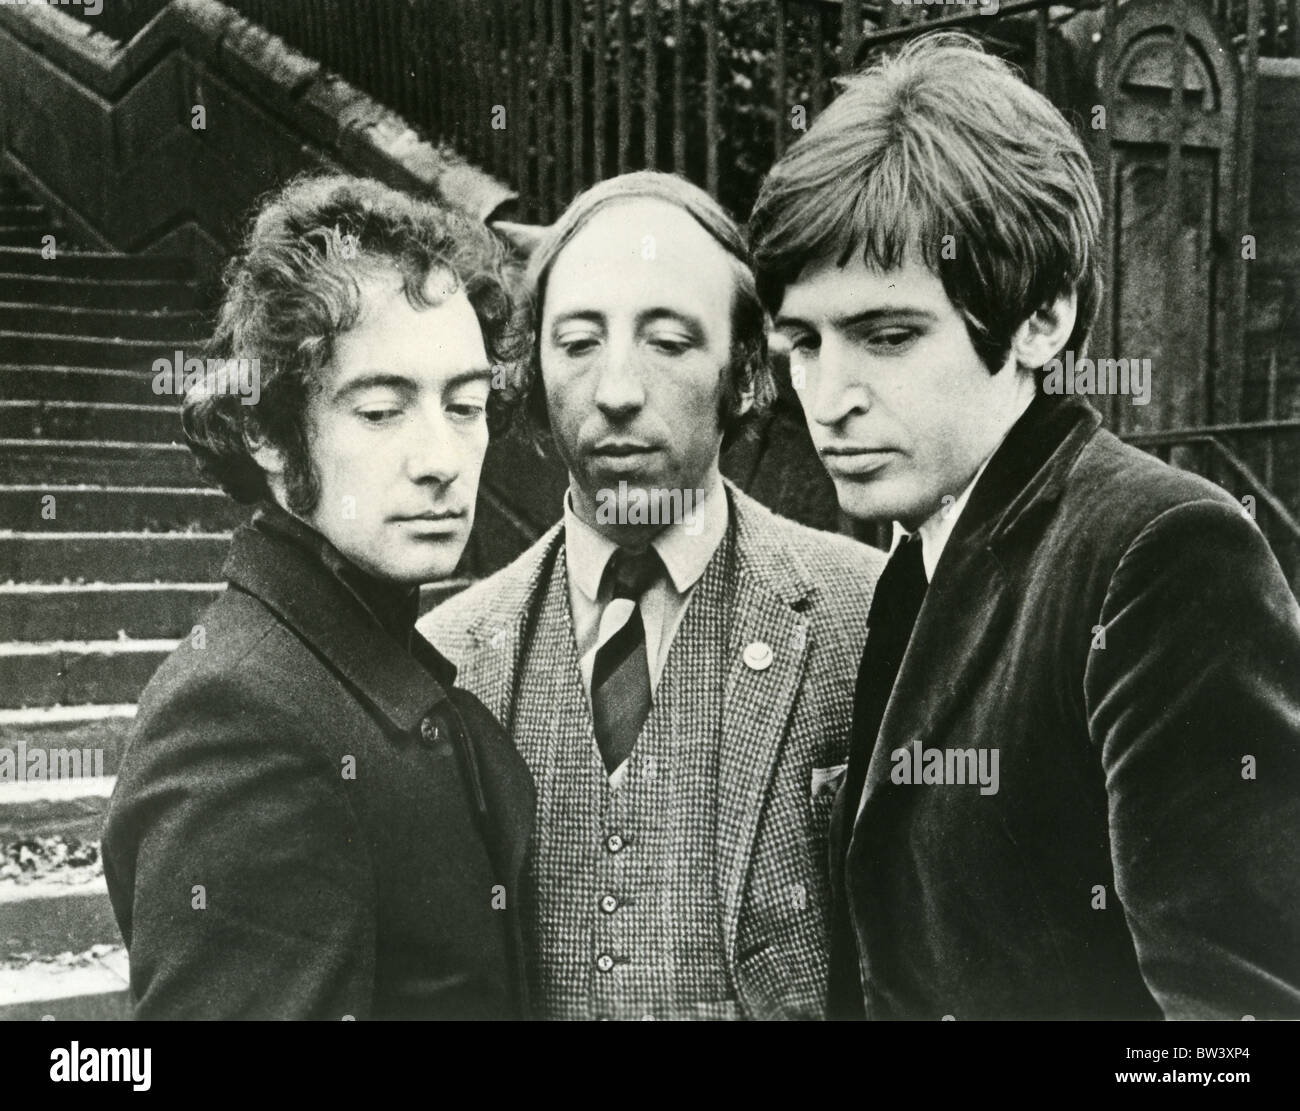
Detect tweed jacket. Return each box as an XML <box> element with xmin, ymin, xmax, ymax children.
<box><xmin>421</xmin><ymin>480</ymin><xmax>885</xmax><ymax>1018</ymax></box>
<box><xmin>831</xmin><ymin>394</ymin><xmax>1300</xmax><ymax>1020</ymax></box>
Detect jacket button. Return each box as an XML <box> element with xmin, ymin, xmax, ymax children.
<box><xmin>595</xmin><ymin>953</ymin><xmax>615</xmax><ymax>973</ymax></box>
<box><xmin>605</xmin><ymin>833</ymin><xmax>626</xmax><ymax>854</ymax></box>
<box><xmin>419</xmin><ymin>718</ymin><xmax>440</xmax><ymax>745</ymax></box>
<box><xmin>599</xmin><ymin>894</ymin><xmax>619</xmax><ymax>914</ymax></box>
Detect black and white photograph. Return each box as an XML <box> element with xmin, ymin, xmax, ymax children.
<box><xmin>0</xmin><ymin>0</ymin><xmax>1296</xmax><ymax>1081</ymax></box>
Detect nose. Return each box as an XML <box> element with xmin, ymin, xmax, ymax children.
<box><xmin>592</xmin><ymin>335</ymin><xmax>646</xmax><ymax>420</ymax></box>
<box><xmin>405</xmin><ymin>406</ymin><xmax>464</xmax><ymax>486</ymax></box>
<box><xmin>805</xmin><ymin>334</ymin><xmax>870</xmax><ymax>429</ymax></box>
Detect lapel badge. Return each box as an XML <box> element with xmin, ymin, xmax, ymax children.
<box><xmin>742</xmin><ymin>640</ymin><xmax>773</xmax><ymax>672</ymax></box>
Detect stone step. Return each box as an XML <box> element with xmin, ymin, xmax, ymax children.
<box><xmin>0</xmin><ymin>229</ymin><xmax>58</xmax><ymax>249</ymax></box>
<box><xmin>0</xmin><ymin>205</ymin><xmax>45</xmax><ymax>223</ymax></box>
<box><xmin>0</xmin><ymin>583</ymin><xmax>222</xmax><ymax>640</ymax></box>
<box><xmin>0</xmin><ymin>707</ymin><xmax>133</xmax><ymax>794</ymax></box>
<box><xmin>0</xmin><ymin>183</ymin><xmax>32</xmax><ymax>205</ymax></box>
<box><xmin>0</xmin><ymin>531</ymin><xmax>231</xmax><ymax>584</ymax></box>
<box><xmin>0</xmin><ymin>247</ymin><xmax>192</xmax><ymax>282</ymax></box>
<box><xmin>0</xmin><ymin>401</ymin><xmax>182</xmax><ymax>443</ymax></box>
<box><xmin>0</xmin><ymin>440</ymin><xmax>200</xmax><ymax>485</ymax></box>
<box><xmin>0</xmin><ymin>272</ymin><xmax>200</xmax><ymax>311</ymax></box>
<box><xmin>0</xmin><ymin>302</ymin><xmax>207</xmax><ymax>342</ymax></box>
<box><xmin>0</xmin><ymin>949</ymin><xmax>130</xmax><ymax>1021</ymax></box>
<box><xmin>0</xmin><ymin>776</ymin><xmax>115</xmax><ymax>842</ymax></box>
<box><xmin>0</xmin><ymin>484</ymin><xmax>239</xmax><ymax>533</ymax></box>
<box><xmin>0</xmin><ymin>639</ymin><xmax>176</xmax><ymax>708</ymax></box>
<box><xmin>0</xmin><ymin>876</ymin><xmax>119</xmax><ymax>960</ymax></box>
<box><xmin>0</xmin><ymin>222</ymin><xmax>49</xmax><ymax>242</ymax></box>
<box><xmin>0</xmin><ymin>364</ymin><xmax>180</xmax><ymax>405</ymax></box>
<box><xmin>0</xmin><ymin>331</ymin><xmax>187</xmax><ymax>370</ymax></box>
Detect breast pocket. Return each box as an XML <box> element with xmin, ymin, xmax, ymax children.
<box><xmin>808</xmin><ymin>763</ymin><xmax>847</xmax><ymax>833</ymax></box>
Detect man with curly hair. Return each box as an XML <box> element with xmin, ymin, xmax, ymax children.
<box><xmin>103</xmin><ymin>174</ymin><xmax>535</xmax><ymax>1020</ymax></box>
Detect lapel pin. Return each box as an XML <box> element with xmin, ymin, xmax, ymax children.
<box><xmin>743</xmin><ymin>641</ymin><xmax>773</xmax><ymax>671</ymax></box>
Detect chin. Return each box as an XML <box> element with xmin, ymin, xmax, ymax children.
<box><xmin>364</xmin><ymin>539</ymin><xmax>466</xmax><ymax>586</ymax></box>
<box><xmin>831</xmin><ymin>479</ymin><xmax>890</xmax><ymax>524</ymax></box>
<box><xmin>832</xmin><ymin>477</ymin><xmax>923</xmax><ymax>526</ymax></box>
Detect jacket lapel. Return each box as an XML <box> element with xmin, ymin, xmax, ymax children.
<box><xmin>716</xmin><ymin>485</ymin><xmax>814</xmax><ymax>961</ymax></box>
<box><xmin>853</xmin><ymin>395</ymin><xmax>1103</xmax><ymax>822</ymax></box>
<box><xmin>455</xmin><ymin>524</ymin><xmax>565</xmax><ymax>732</ymax></box>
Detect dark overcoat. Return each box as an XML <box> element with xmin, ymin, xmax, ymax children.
<box><xmin>103</xmin><ymin>512</ymin><xmax>535</xmax><ymax>1020</ymax></box>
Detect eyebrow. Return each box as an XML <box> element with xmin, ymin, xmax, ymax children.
<box><xmin>331</xmin><ymin>373</ymin><xmax>415</xmax><ymax>403</ymax></box>
<box><xmin>330</xmin><ymin>367</ymin><xmax>492</xmax><ymax>403</ymax></box>
<box><xmin>549</xmin><ymin>307</ymin><xmax>708</xmax><ymax>339</ymax></box>
<box><xmin>774</xmin><ymin>306</ymin><xmax>940</xmax><ymax>331</ymax></box>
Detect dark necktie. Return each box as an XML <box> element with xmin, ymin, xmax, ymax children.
<box><xmin>827</xmin><ymin>532</ymin><xmax>929</xmax><ymax>1019</ymax></box>
<box><xmin>591</xmin><ymin>546</ymin><xmax>661</xmax><ymax>773</ymax></box>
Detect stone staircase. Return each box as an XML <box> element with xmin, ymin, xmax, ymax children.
<box><xmin>0</xmin><ymin>174</ymin><xmax>220</xmax><ymax>1019</ymax></box>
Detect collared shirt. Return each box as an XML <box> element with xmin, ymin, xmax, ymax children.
<box><xmin>892</xmin><ymin>390</ymin><xmax>1036</xmax><ymax>581</ymax></box>
<box><xmin>251</xmin><ymin>500</ymin><xmax>454</xmax><ymax>688</ymax></box>
<box><xmin>564</xmin><ymin>478</ymin><xmax>730</xmax><ymax>782</ymax></box>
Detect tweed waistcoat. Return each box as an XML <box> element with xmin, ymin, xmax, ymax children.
<box><xmin>515</xmin><ymin>526</ymin><xmax>739</xmax><ymax>1020</ymax></box>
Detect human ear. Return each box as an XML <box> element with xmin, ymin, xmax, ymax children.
<box><xmin>247</xmin><ymin>433</ymin><xmax>287</xmax><ymax>479</ymax></box>
<box><xmin>1010</xmin><ymin>289</ymin><xmax>1077</xmax><ymax>372</ymax></box>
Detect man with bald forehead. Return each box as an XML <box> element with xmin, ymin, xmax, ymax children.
<box><xmin>423</xmin><ymin>170</ymin><xmax>885</xmax><ymax>1020</ymax></box>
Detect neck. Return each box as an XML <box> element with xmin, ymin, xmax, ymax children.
<box><xmin>570</xmin><ymin>466</ymin><xmax>722</xmax><ymax>547</ymax></box>
<box><xmin>899</xmin><ymin>376</ymin><xmax>1038</xmax><ymax>534</ymax></box>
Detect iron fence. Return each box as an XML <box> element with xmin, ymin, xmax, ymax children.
<box><xmin>67</xmin><ymin>0</ymin><xmax>1300</xmax><ymax>584</ymax></box>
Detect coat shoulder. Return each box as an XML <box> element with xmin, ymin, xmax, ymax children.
<box><xmin>127</xmin><ymin>589</ymin><xmax>329</xmax><ymax>772</ymax></box>
<box><xmin>419</xmin><ymin>526</ymin><xmax>561</xmax><ymax>660</ymax></box>
<box><xmin>133</xmin><ymin>589</ymin><xmax>285</xmax><ymax>722</ymax></box>
<box><xmin>733</xmin><ymin>487</ymin><xmax>886</xmax><ymax>607</ymax></box>
<box><xmin>1067</xmin><ymin>428</ymin><xmax>1243</xmax><ymax>539</ymax></box>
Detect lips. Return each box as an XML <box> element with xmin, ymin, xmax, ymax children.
<box><xmin>819</xmin><ymin>446</ymin><xmax>898</xmax><ymax>477</ymax></box>
<box><xmin>591</xmin><ymin>441</ymin><xmax>660</xmax><ymax>457</ymax></box>
<box><xmin>393</xmin><ymin>509</ymin><xmax>467</xmax><ymax>522</ymax></box>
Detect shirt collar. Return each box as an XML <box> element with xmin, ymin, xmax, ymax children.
<box><xmin>564</xmin><ymin>477</ymin><xmax>730</xmax><ymax>600</ymax></box>
<box><xmin>892</xmin><ymin>459</ymin><xmax>988</xmax><ymax>582</ymax></box>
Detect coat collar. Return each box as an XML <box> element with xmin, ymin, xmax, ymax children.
<box><xmin>943</xmin><ymin>392</ymin><xmax>1102</xmax><ymax>566</ymax></box>
<box><xmin>854</xmin><ymin>393</ymin><xmax>1103</xmax><ymax>821</ymax></box>
<box><xmin>223</xmin><ymin>517</ymin><xmax>455</xmax><ymax>737</ymax></box>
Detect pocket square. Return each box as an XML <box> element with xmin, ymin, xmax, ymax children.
<box><xmin>810</xmin><ymin>763</ymin><xmax>848</xmax><ymax>800</ymax></box>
